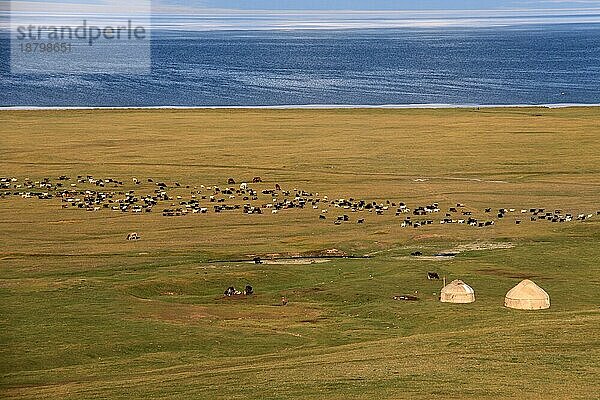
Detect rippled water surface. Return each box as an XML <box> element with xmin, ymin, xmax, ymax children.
<box><xmin>1</xmin><ymin>24</ymin><xmax>599</xmax><ymax>106</ymax></box>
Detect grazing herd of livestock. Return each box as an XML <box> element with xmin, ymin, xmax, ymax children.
<box><xmin>1</xmin><ymin>175</ymin><xmax>598</xmax><ymax>231</ymax></box>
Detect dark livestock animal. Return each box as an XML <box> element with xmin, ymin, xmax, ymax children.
<box><xmin>427</xmin><ymin>272</ymin><xmax>440</xmax><ymax>280</ymax></box>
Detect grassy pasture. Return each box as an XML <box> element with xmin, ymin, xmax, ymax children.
<box><xmin>0</xmin><ymin>107</ymin><xmax>599</xmax><ymax>399</ymax></box>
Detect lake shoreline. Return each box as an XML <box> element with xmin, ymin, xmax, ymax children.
<box><xmin>2</xmin><ymin>103</ymin><xmax>600</xmax><ymax>111</ymax></box>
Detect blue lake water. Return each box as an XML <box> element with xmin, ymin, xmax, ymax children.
<box><xmin>1</xmin><ymin>24</ymin><xmax>599</xmax><ymax>107</ymax></box>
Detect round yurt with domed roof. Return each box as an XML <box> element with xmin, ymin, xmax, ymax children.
<box><xmin>440</xmin><ymin>279</ymin><xmax>475</xmax><ymax>303</ymax></box>
<box><xmin>504</xmin><ymin>279</ymin><xmax>550</xmax><ymax>310</ymax></box>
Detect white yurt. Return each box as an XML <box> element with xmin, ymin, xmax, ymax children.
<box><xmin>440</xmin><ymin>279</ymin><xmax>475</xmax><ymax>303</ymax></box>
<box><xmin>504</xmin><ymin>279</ymin><xmax>550</xmax><ymax>310</ymax></box>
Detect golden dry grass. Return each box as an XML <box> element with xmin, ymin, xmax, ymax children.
<box><xmin>1</xmin><ymin>107</ymin><xmax>599</xmax><ymax>399</ymax></box>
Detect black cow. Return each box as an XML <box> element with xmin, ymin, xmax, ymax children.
<box><xmin>427</xmin><ymin>272</ymin><xmax>440</xmax><ymax>280</ymax></box>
